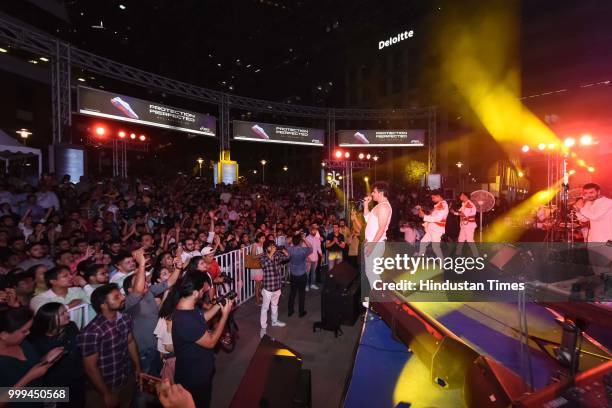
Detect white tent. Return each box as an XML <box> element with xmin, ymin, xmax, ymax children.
<box><xmin>0</xmin><ymin>129</ymin><xmax>42</xmax><ymax>177</ymax></box>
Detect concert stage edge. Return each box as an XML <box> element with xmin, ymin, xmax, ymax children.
<box><xmin>342</xmin><ymin>290</ymin><xmax>612</xmax><ymax>408</ymax></box>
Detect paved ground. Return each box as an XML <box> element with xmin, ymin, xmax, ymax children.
<box><xmin>212</xmin><ymin>287</ymin><xmax>363</xmax><ymax>408</ymax></box>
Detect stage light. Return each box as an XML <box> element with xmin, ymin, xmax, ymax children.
<box><xmin>537</xmin><ymin>143</ymin><xmax>546</xmax><ymax>150</ymax></box>
<box><xmin>334</xmin><ymin>150</ymin><xmax>343</xmax><ymax>159</ymax></box>
<box><xmin>577</xmin><ymin>159</ymin><xmax>586</xmax><ymax>167</ymax></box>
<box><xmin>77</xmin><ymin>78</ymin><xmax>86</xmax><ymax>82</ymax></box>
<box><xmin>547</xmin><ymin>143</ymin><xmax>556</xmax><ymax>150</ymax></box>
<box><xmin>139</xmin><ymin>135</ymin><xmax>146</xmax><ymax>141</ymax></box>
<box><xmin>282</xmin><ymin>166</ymin><xmax>288</xmax><ymax>171</ymax></box>
<box><xmin>118</xmin><ymin>131</ymin><xmax>126</xmax><ymax>138</ymax></box>
<box><xmin>587</xmin><ymin>166</ymin><xmax>595</xmax><ymax>173</ymax></box>
<box><xmin>521</xmin><ymin>145</ymin><xmax>530</xmax><ymax>153</ymax></box>
<box><xmin>95</xmin><ymin>126</ymin><xmax>106</xmax><ymax>136</ymax></box>
<box><xmin>366</xmin><ymin>154</ymin><xmax>371</xmax><ymax>160</ymax></box>
<box><xmin>364</xmin><ymin>176</ymin><xmax>369</xmax><ymax>182</ymax></box>
<box><xmin>39</xmin><ymin>57</ymin><xmax>49</xmax><ymax>62</ymax></box>
<box><xmin>568</xmin><ymin>169</ymin><xmax>576</xmax><ymax>175</ymax></box>
<box><xmin>580</xmin><ymin>134</ymin><xmax>593</xmax><ymax>145</ymax></box>
<box><xmin>373</xmin><ymin>155</ymin><xmax>379</xmax><ymax>162</ymax></box>
<box><xmin>456</xmin><ymin>161</ymin><xmax>463</xmax><ymax>168</ymax></box>
<box><xmin>344</xmin><ymin>152</ymin><xmax>350</xmax><ymax>158</ymax></box>
<box><xmin>564</xmin><ymin>137</ymin><xmax>575</xmax><ymax>147</ymax></box>
<box><xmin>130</xmin><ymin>133</ymin><xmax>136</xmax><ymax>139</ymax></box>
<box><xmin>321</xmin><ymin>162</ymin><xmax>326</xmax><ymax>167</ymax></box>
<box><xmin>358</xmin><ymin>153</ymin><xmax>365</xmax><ymax>159</ymax></box>
<box><xmin>518</xmin><ymin>171</ymin><xmax>524</xmax><ymax>177</ymax></box>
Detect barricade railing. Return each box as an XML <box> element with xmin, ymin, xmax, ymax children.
<box><xmin>215</xmin><ymin>247</ymin><xmax>297</xmax><ymax>306</ymax></box>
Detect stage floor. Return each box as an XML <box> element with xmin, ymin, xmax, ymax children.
<box><xmin>344</xmin><ymin>301</ymin><xmax>612</xmax><ymax>408</ymax></box>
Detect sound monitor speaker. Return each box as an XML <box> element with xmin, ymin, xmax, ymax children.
<box><xmin>230</xmin><ymin>336</ymin><xmax>308</xmax><ymax>408</ymax></box>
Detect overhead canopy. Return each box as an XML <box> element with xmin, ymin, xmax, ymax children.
<box><xmin>0</xmin><ymin>129</ymin><xmax>42</xmax><ymax>177</ymax></box>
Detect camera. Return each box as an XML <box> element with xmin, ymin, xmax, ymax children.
<box><xmin>219</xmin><ymin>272</ymin><xmax>234</xmax><ymax>284</ymax></box>
<box><xmin>212</xmin><ymin>290</ymin><xmax>237</xmax><ymax>306</ymax></box>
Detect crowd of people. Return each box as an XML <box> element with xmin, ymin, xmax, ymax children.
<box><xmin>0</xmin><ymin>172</ymin><xmax>513</xmax><ymax>407</ymax></box>
<box><xmin>0</xmin><ymin>174</ymin><xmax>357</xmax><ymax>408</ymax></box>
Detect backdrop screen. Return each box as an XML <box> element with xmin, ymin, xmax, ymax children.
<box><xmin>233</xmin><ymin>120</ymin><xmax>324</xmax><ymax>146</ymax></box>
<box><xmin>337</xmin><ymin>129</ymin><xmax>425</xmax><ymax>147</ymax></box>
<box><xmin>78</xmin><ymin>86</ymin><xmax>216</xmax><ymax>136</ymax></box>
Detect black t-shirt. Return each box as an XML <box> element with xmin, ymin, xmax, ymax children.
<box><xmin>326</xmin><ymin>232</ymin><xmax>345</xmax><ymax>253</ymax></box>
<box><xmin>172</xmin><ymin>308</ymin><xmax>215</xmax><ymax>386</ymax></box>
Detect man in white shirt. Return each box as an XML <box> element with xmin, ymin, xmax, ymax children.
<box><xmin>304</xmin><ymin>226</ymin><xmax>323</xmax><ymax>290</ymax></box>
<box><xmin>179</xmin><ymin>238</ymin><xmax>201</xmax><ymax>264</ymax></box>
<box><xmin>109</xmin><ymin>252</ymin><xmax>137</xmax><ymax>288</ymax></box>
<box><xmin>30</xmin><ymin>266</ymin><xmax>91</xmax><ymax>327</ymax></box>
<box><xmin>574</xmin><ymin>183</ymin><xmax>612</xmax><ymax>274</ymax></box>
<box><xmin>417</xmin><ymin>190</ymin><xmax>448</xmax><ymax>260</ymax></box>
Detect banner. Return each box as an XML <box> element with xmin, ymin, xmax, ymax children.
<box><xmin>78</xmin><ymin>87</ymin><xmax>216</xmax><ymax>136</ymax></box>
<box><xmin>337</xmin><ymin>129</ymin><xmax>425</xmax><ymax>147</ymax></box>
<box><xmin>233</xmin><ymin>120</ymin><xmax>324</xmax><ymax>146</ymax></box>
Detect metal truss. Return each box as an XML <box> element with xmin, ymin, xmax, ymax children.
<box><xmin>51</xmin><ymin>41</ymin><xmax>71</xmax><ymax>144</ymax></box>
<box><xmin>1</xmin><ymin>15</ymin><xmax>436</xmax><ymax>169</ymax></box>
<box><xmin>323</xmin><ymin>160</ymin><xmax>371</xmax><ymax>169</ymax></box>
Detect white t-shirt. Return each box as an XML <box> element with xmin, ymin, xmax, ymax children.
<box><xmin>153</xmin><ymin>318</ymin><xmax>173</xmax><ymax>354</ymax></box>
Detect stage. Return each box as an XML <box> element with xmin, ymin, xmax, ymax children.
<box><xmin>343</xmin><ymin>301</ymin><xmax>612</xmax><ymax>407</ymax></box>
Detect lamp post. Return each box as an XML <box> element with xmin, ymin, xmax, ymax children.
<box><xmin>197</xmin><ymin>157</ymin><xmax>204</xmax><ymax>176</ymax></box>
<box><xmin>16</xmin><ymin>129</ymin><xmax>32</xmax><ymax>146</ymax></box>
<box><xmin>260</xmin><ymin>160</ymin><xmax>267</xmax><ymax>183</ymax></box>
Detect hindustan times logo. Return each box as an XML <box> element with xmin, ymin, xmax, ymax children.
<box><xmin>371</xmin><ymin>254</ymin><xmax>486</xmax><ymax>275</ymax></box>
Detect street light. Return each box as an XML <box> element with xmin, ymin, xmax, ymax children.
<box><xmin>456</xmin><ymin>161</ymin><xmax>463</xmax><ymax>168</ymax></box>
<box><xmin>197</xmin><ymin>157</ymin><xmax>204</xmax><ymax>176</ymax></box>
<box><xmin>16</xmin><ymin>129</ymin><xmax>32</xmax><ymax>145</ymax></box>
<box><xmin>260</xmin><ymin>159</ymin><xmax>267</xmax><ymax>183</ymax></box>
<box><xmin>282</xmin><ymin>165</ymin><xmax>288</xmax><ymax>171</ymax></box>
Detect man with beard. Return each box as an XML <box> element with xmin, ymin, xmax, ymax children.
<box><xmin>78</xmin><ymin>283</ymin><xmax>142</xmax><ymax>408</ymax></box>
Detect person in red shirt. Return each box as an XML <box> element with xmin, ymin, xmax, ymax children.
<box><xmin>200</xmin><ymin>246</ymin><xmax>221</xmax><ymax>283</ymax></box>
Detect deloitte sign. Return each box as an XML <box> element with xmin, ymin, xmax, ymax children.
<box><xmin>378</xmin><ymin>29</ymin><xmax>414</xmax><ymax>50</ymax></box>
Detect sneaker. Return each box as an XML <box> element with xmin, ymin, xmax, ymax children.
<box><xmin>259</xmin><ymin>328</ymin><xmax>267</xmax><ymax>338</ymax></box>
<box><xmin>310</xmin><ymin>284</ymin><xmax>319</xmax><ymax>290</ymax></box>
<box><xmin>305</xmin><ymin>285</ymin><xmax>309</xmax><ymax>292</ymax></box>
<box><xmin>271</xmin><ymin>320</ymin><xmax>286</xmax><ymax>327</ymax></box>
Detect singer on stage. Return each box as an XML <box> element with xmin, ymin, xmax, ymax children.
<box><xmin>362</xmin><ymin>181</ymin><xmax>392</xmax><ymax>306</ymax></box>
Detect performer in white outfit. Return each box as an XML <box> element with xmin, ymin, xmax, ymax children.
<box><xmin>573</xmin><ymin>183</ymin><xmax>612</xmax><ymax>274</ymax></box>
<box><xmin>362</xmin><ymin>181</ymin><xmax>392</xmax><ymax>306</ymax></box>
<box><xmin>452</xmin><ymin>192</ymin><xmax>479</xmax><ymax>256</ymax></box>
<box><xmin>417</xmin><ymin>190</ymin><xmax>448</xmax><ymax>260</ymax></box>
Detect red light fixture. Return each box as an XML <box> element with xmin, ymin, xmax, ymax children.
<box><xmin>334</xmin><ymin>150</ymin><xmax>343</xmax><ymax>159</ymax></box>
<box><xmin>344</xmin><ymin>152</ymin><xmax>350</xmax><ymax>158</ymax></box>
<box><xmin>95</xmin><ymin>126</ymin><xmax>106</xmax><ymax>136</ymax></box>
<box><xmin>118</xmin><ymin>131</ymin><xmax>126</xmax><ymax>138</ymax></box>
<box><xmin>139</xmin><ymin>134</ymin><xmax>146</xmax><ymax>141</ymax></box>
<box><xmin>358</xmin><ymin>153</ymin><xmax>365</xmax><ymax>159</ymax></box>
<box><xmin>130</xmin><ymin>133</ymin><xmax>136</xmax><ymax>140</ymax></box>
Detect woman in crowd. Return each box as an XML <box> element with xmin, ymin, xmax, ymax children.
<box><xmin>29</xmin><ymin>302</ymin><xmax>85</xmax><ymax>407</ymax></box>
<box><xmin>171</xmin><ymin>272</ymin><xmax>233</xmax><ymax>408</ymax></box>
<box><xmin>0</xmin><ymin>307</ymin><xmax>64</xmax><ymax>402</ymax></box>
<box><xmin>250</xmin><ymin>232</ymin><xmax>266</xmax><ymax>306</ymax></box>
<box><xmin>154</xmin><ymin>291</ymin><xmax>176</xmax><ymax>381</ymax></box>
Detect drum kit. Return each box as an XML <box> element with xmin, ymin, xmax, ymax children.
<box><xmin>530</xmin><ymin>191</ymin><xmax>587</xmax><ymax>243</ymax></box>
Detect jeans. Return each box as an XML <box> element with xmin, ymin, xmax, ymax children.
<box><xmin>306</xmin><ymin>261</ymin><xmax>318</xmax><ymax>286</ymax></box>
<box><xmin>261</xmin><ymin>288</ymin><xmax>281</xmax><ymax>328</ymax></box>
<box><xmin>288</xmin><ymin>274</ymin><xmax>307</xmax><ymax>314</ymax></box>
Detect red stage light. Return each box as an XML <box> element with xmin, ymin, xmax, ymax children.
<box><xmin>344</xmin><ymin>152</ymin><xmax>350</xmax><ymax>158</ymax></box>
<box><xmin>139</xmin><ymin>135</ymin><xmax>146</xmax><ymax>141</ymax></box>
<box><xmin>118</xmin><ymin>131</ymin><xmax>126</xmax><ymax>138</ymax></box>
<box><xmin>521</xmin><ymin>145</ymin><xmax>530</xmax><ymax>153</ymax></box>
<box><xmin>358</xmin><ymin>153</ymin><xmax>365</xmax><ymax>159</ymax></box>
<box><xmin>95</xmin><ymin>126</ymin><xmax>106</xmax><ymax>136</ymax></box>
<box><xmin>130</xmin><ymin>133</ymin><xmax>136</xmax><ymax>140</ymax></box>
<box><xmin>564</xmin><ymin>137</ymin><xmax>575</xmax><ymax>147</ymax></box>
<box><xmin>334</xmin><ymin>150</ymin><xmax>343</xmax><ymax>159</ymax></box>
<box><xmin>580</xmin><ymin>134</ymin><xmax>593</xmax><ymax>146</ymax></box>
